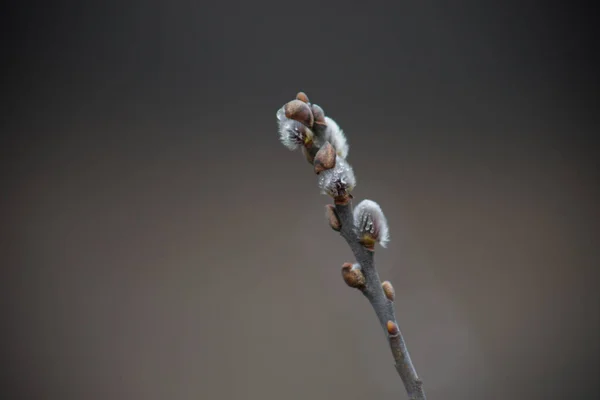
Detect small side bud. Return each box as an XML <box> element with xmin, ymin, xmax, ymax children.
<box><xmin>382</xmin><ymin>281</ymin><xmax>395</xmax><ymax>301</ymax></box>
<box><xmin>284</xmin><ymin>99</ymin><xmax>314</xmax><ymax>128</ymax></box>
<box><xmin>386</xmin><ymin>320</ymin><xmax>399</xmax><ymax>336</ymax></box>
<box><xmin>311</xmin><ymin>104</ymin><xmax>327</xmax><ymax>126</ymax></box>
<box><xmin>325</xmin><ymin>204</ymin><xmax>341</xmax><ymax>231</ymax></box>
<box><xmin>296</xmin><ymin>92</ymin><xmax>310</xmax><ymax>104</ymax></box>
<box><xmin>277</xmin><ymin>107</ymin><xmax>314</xmax><ymax>150</ymax></box>
<box><xmin>313</xmin><ymin>142</ymin><xmax>336</xmax><ymax>174</ymax></box>
<box><xmin>318</xmin><ymin>157</ymin><xmax>356</xmax><ymax>205</ymax></box>
<box><xmin>341</xmin><ymin>263</ymin><xmax>366</xmax><ymax>289</ymax></box>
<box><xmin>322</xmin><ymin>117</ymin><xmax>349</xmax><ymax>158</ymax></box>
<box><xmin>353</xmin><ymin>199</ymin><xmax>390</xmax><ymax>250</ymax></box>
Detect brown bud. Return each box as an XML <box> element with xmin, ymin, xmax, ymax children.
<box><xmin>341</xmin><ymin>263</ymin><xmax>365</xmax><ymax>289</ymax></box>
<box><xmin>387</xmin><ymin>320</ymin><xmax>399</xmax><ymax>336</ymax></box>
<box><xmin>334</xmin><ymin>193</ymin><xmax>353</xmax><ymax>206</ymax></box>
<box><xmin>285</xmin><ymin>99</ymin><xmax>314</xmax><ymax>128</ymax></box>
<box><xmin>325</xmin><ymin>204</ymin><xmax>341</xmax><ymax>231</ymax></box>
<box><xmin>296</xmin><ymin>92</ymin><xmax>310</xmax><ymax>104</ymax></box>
<box><xmin>311</xmin><ymin>104</ymin><xmax>327</xmax><ymax>126</ymax></box>
<box><xmin>313</xmin><ymin>142</ymin><xmax>336</xmax><ymax>174</ymax></box>
<box><xmin>382</xmin><ymin>281</ymin><xmax>395</xmax><ymax>301</ymax></box>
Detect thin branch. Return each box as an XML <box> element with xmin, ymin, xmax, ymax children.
<box><xmin>335</xmin><ymin>203</ymin><xmax>425</xmax><ymax>400</ymax></box>
<box><xmin>277</xmin><ymin>92</ymin><xmax>426</xmax><ymax>399</ymax></box>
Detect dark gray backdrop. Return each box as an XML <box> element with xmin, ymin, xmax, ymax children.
<box><xmin>2</xmin><ymin>1</ymin><xmax>598</xmax><ymax>399</ymax></box>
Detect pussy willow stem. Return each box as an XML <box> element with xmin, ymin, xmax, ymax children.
<box><xmin>334</xmin><ymin>202</ymin><xmax>425</xmax><ymax>400</ymax></box>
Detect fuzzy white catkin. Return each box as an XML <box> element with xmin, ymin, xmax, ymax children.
<box><xmin>318</xmin><ymin>157</ymin><xmax>356</xmax><ymax>197</ymax></box>
<box><xmin>276</xmin><ymin>107</ymin><xmax>311</xmax><ymax>150</ymax></box>
<box><xmin>353</xmin><ymin>199</ymin><xmax>390</xmax><ymax>247</ymax></box>
<box><xmin>322</xmin><ymin>117</ymin><xmax>349</xmax><ymax>158</ymax></box>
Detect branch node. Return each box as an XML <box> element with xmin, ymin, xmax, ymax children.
<box><xmin>334</xmin><ymin>193</ymin><xmax>353</xmax><ymax>205</ymax></box>
<box><xmin>359</xmin><ymin>235</ymin><xmax>376</xmax><ymax>251</ymax></box>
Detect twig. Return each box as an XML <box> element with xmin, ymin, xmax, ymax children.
<box><xmin>336</xmin><ymin>204</ymin><xmax>425</xmax><ymax>400</ymax></box>
<box><xmin>276</xmin><ymin>92</ymin><xmax>426</xmax><ymax>399</ymax></box>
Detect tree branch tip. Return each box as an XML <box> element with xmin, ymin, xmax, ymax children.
<box><xmin>341</xmin><ymin>263</ymin><xmax>365</xmax><ymax>289</ymax></box>
<box><xmin>382</xmin><ymin>281</ymin><xmax>395</xmax><ymax>301</ymax></box>
<box><xmin>296</xmin><ymin>91</ymin><xmax>310</xmax><ymax>104</ymax></box>
<box><xmin>334</xmin><ymin>193</ymin><xmax>353</xmax><ymax>205</ymax></box>
<box><xmin>386</xmin><ymin>320</ymin><xmax>399</xmax><ymax>336</ymax></box>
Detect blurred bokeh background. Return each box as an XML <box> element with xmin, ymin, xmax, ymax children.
<box><xmin>2</xmin><ymin>1</ymin><xmax>598</xmax><ymax>399</ymax></box>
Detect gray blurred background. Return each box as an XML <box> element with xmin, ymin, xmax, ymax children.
<box><xmin>2</xmin><ymin>1</ymin><xmax>598</xmax><ymax>399</ymax></box>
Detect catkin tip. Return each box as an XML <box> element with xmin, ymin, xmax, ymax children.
<box><xmin>296</xmin><ymin>92</ymin><xmax>310</xmax><ymax>104</ymax></box>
